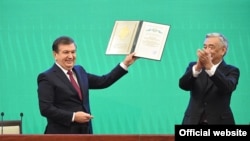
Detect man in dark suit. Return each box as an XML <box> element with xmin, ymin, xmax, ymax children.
<box><xmin>37</xmin><ymin>36</ymin><xmax>137</xmax><ymax>134</ymax></box>
<box><xmin>179</xmin><ymin>33</ymin><xmax>240</xmax><ymax>125</ymax></box>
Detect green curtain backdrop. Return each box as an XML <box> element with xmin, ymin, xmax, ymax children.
<box><xmin>0</xmin><ymin>0</ymin><xmax>249</xmax><ymax>134</ymax></box>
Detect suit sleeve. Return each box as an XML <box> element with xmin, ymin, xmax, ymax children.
<box><xmin>179</xmin><ymin>62</ymin><xmax>197</xmax><ymax>91</ymax></box>
<box><xmin>87</xmin><ymin>64</ymin><xmax>128</xmax><ymax>89</ymax></box>
<box><xmin>210</xmin><ymin>65</ymin><xmax>240</xmax><ymax>94</ymax></box>
<box><xmin>37</xmin><ymin>73</ymin><xmax>73</xmax><ymax>127</ymax></box>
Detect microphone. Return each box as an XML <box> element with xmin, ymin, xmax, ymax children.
<box><xmin>20</xmin><ymin>112</ymin><xmax>23</xmax><ymax>134</ymax></box>
<box><xmin>1</xmin><ymin>112</ymin><xmax>4</xmax><ymax>134</ymax></box>
<box><xmin>20</xmin><ymin>112</ymin><xmax>23</xmax><ymax>120</ymax></box>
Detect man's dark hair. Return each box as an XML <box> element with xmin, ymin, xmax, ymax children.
<box><xmin>52</xmin><ymin>36</ymin><xmax>76</xmax><ymax>52</ymax></box>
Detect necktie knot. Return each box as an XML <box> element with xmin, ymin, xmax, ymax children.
<box><xmin>67</xmin><ymin>70</ymin><xmax>73</xmax><ymax>75</ymax></box>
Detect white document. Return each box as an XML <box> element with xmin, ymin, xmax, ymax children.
<box><xmin>106</xmin><ymin>21</ymin><xmax>170</xmax><ymax>60</ymax></box>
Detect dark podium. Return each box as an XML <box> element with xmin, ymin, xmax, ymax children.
<box><xmin>0</xmin><ymin>134</ymin><xmax>174</xmax><ymax>141</ymax></box>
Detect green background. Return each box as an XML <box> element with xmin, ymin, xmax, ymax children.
<box><xmin>0</xmin><ymin>0</ymin><xmax>249</xmax><ymax>134</ymax></box>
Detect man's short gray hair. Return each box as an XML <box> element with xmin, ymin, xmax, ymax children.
<box><xmin>206</xmin><ymin>33</ymin><xmax>228</xmax><ymax>49</ymax></box>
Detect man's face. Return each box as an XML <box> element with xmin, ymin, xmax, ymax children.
<box><xmin>203</xmin><ymin>37</ymin><xmax>227</xmax><ymax>63</ymax></box>
<box><xmin>53</xmin><ymin>43</ymin><xmax>76</xmax><ymax>70</ymax></box>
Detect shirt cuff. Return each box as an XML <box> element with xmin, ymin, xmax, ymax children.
<box><xmin>72</xmin><ymin>112</ymin><xmax>75</xmax><ymax>122</ymax></box>
<box><xmin>120</xmin><ymin>62</ymin><xmax>128</xmax><ymax>71</ymax></box>
<box><xmin>205</xmin><ymin>65</ymin><xmax>216</xmax><ymax>77</ymax></box>
<box><xmin>192</xmin><ymin>65</ymin><xmax>202</xmax><ymax>77</ymax></box>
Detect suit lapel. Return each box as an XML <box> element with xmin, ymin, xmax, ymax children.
<box><xmin>201</xmin><ymin>60</ymin><xmax>227</xmax><ymax>97</ymax></box>
<box><xmin>216</xmin><ymin>60</ymin><xmax>227</xmax><ymax>73</ymax></box>
<box><xmin>73</xmin><ymin>67</ymin><xmax>90</xmax><ymax>112</ymax></box>
<box><xmin>52</xmin><ymin>64</ymin><xmax>77</xmax><ymax>93</ymax></box>
<box><xmin>73</xmin><ymin>67</ymin><xmax>85</xmax><ymax>100</ymax></box>
<box><xmin>203</xmin><ymin>73</ymin><xmax>213</xmax><ymax>94</ymax></box>
<box><xmin>199</xmin><ymin>70</ymin><xmax>209</xmax><ymax>93</ymax></box>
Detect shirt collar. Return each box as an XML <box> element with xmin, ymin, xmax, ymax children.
<box><xmin>214</xmin><ymin>60</ymin><xmax>222</xmax><ymax>69</ymax></box>
<box><xmin>55</xmin><ymin>62</ymin><xmax>71</xmax><ymax>74</ymax></box>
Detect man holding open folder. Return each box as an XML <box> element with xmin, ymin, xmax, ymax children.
<box><xmin>37</xmin><ymin>36</ymin><xmax>137</xmax><ymax>134</ymax></box>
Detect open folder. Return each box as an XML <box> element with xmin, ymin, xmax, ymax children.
<box><xmin>106</xmin><ymin>20</ymin><xmax>170</xmax><ymax>60</ymax></box>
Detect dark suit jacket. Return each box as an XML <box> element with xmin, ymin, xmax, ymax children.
<box><xmin>179</xmin><ymin>60</ymin><xmax>240</xmax><ymax>124</ymax></box>
<box><xmin>37</xmin><ymin>63</ymin><xmax>128</xmax><ymax>134</ymax></box>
